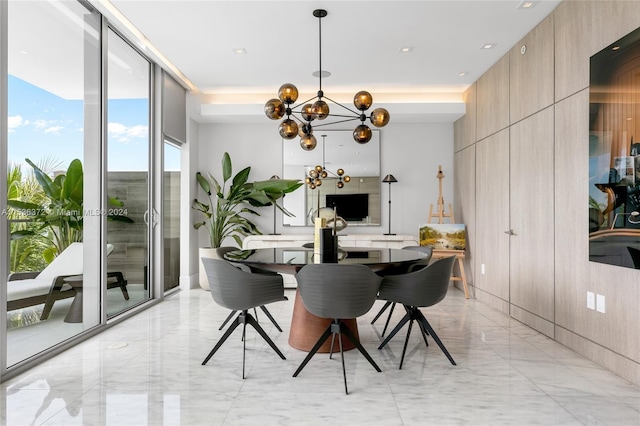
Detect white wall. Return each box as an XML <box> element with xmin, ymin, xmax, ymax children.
<box><xmin>195</xmin><ymin>120</ymin><xmax>454</xmax><ymax>245</ymax></box>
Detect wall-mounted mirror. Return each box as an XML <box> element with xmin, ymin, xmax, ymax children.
<box><xmin>283</xmin><ymin>130</ymin><xmax>381</xmax><ymax>227</ymax></box>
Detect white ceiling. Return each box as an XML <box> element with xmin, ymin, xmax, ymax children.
<box><xmin>101</xmin><ymin>0</ymin><xmax>562</xmax><ymax>123</ymax></box>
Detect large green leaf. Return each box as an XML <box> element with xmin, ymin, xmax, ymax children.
<box><xmin>62</xmin><ymin>159</ymin><xmax>83</xmax><ymax>203</ymax></box>
<box><xmin>232</xmin><ymin>167</ymin><xmax>251</xmax><ymax>189</ymax></box>
<box><xmin>26</xmin><ymin>158</ymin><xmax>59</xmax><ymax>200</ymax></box>
<box><xmin>196</xmin><ymin>172</ymin><xmax>211</xmax><ymax>195</ymax></box>
<box><xmin>7</xmin><ymin>199</ymin><xmax>44</xmax><ymax>213</ymax></box>
<box><xmin>222</xmin><ymin>152</ymin><xmax>232</xmax><ymax>183</ymax></box>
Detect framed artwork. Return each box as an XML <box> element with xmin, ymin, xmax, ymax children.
<box><xmin>418</xmin><ymin>223</ymin><xmax>466</xmax><ymax>250</ymax></box>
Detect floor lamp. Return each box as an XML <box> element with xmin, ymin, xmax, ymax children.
<box><xmin>382</xmin><ymin>174</ymin><xmax>397</xmax><ymax>235</ymax></box>
<box><xmin>269</xmin><ymin>175</ymin><xmax>281</xmax><ymax>235</ymax></box>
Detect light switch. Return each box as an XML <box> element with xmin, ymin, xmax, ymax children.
<box><xmin>596</xmin><ymin>294</ymin><xmax>606</xmax><ymax>313</ymax></box>
<box><xmin>587</xmin><ymin>291</ymin><xmax>595</xmax><ymax>310</ymax></box>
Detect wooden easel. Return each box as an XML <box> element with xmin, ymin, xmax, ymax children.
<box><xmin>425</xmin><ymin>166</ymin><xmax>469</xmax><ymax>298</ymax></box>
<box><xmin>427</xmin><ymin>165</ymin><xmax>455</xmax><ymax>224</ymax></box>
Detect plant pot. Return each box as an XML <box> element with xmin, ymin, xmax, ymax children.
<box><xmin>198</xmin><ymin>247</ymin><xmax>220</xmax><ymax>290</ymax></box>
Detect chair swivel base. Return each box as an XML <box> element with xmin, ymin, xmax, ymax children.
<box><xmin>203</xmin><ymin>310</ymin><xmax>286</xmax><ymax>379</ymax></box>
<box><xmin>218</xmin><ymin>305</ymin><xmax>284</xmax><ymax>332</ymax></box>
<box><xmin>293</xmin><ymin>319</ymin><xmax>381</xmax><ymax>395</ymax></box>
<box><xmin>378</xmin><ymin>305</ymin><xmax>456</xmax><ymax>369</ymax></box>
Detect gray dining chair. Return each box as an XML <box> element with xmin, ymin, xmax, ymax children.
<box><xmin>371</xmin><ymin>246</ymin><xmax>433</xmax><ymax>337</ymax></box>
<box><xmin>377</xmin><ymin>255</ymin><xmax>456</xmax><ymax>369</ymax></box>
<box><xmin>215</xmin><ymin>247</ymin><xmax>285</xmax><ymax>332</ymax></box>
<box><xmin>201</xmin><ymin>258</ymin><xmax>286</xmax><ymax>379</ymax></box>
<box><xmin>292</xmin><ymin>263</ymin><xmax>383</xmax><ymax>395</ymax></box>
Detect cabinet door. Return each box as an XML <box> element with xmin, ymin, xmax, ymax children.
<box><xmin>509</xmin><ymin>107</ymin><xmax>555</xmax><ymax>324</ymax></box>
<box><xmin>475</xmin><ymin>130</ymin><xmax>510</xmax><ymax>301</ymax></box>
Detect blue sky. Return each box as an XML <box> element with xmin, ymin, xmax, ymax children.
<box><xmin>7</xmin><ymin>75</ymin><xmax>180</xmax><ymax>173</ymax></box>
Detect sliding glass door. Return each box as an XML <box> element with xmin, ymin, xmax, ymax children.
<box><xmin>105</xmin><ymin>28</ymin><xmax>153</xmax><ymax>317</ymax></box>
<box><xmin>5</xmin><ymin>0</ymin><xmax>101</xmax><ymax>366</ymax></box>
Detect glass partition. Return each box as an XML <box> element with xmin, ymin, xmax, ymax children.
<box><xmin>282</xmin><ymin>130</ymin><xmax>381</xmax><ymax>226</ymax></box>
<box><xmin>5</xmin><ymin>0</ymin><xmax>100</xmax><ymax>366</ymax></box>
<box><xmin>163</xmin><ymin>141</ymin><xmax>180</xmax><ymax>292</ymax></box>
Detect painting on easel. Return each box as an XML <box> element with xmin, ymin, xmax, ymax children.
<box><xmin>419</xmin><ymin>223</ymin><xmax>466</xmax><ymax>250</ymax></box>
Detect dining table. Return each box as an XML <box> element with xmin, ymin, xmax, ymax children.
<box><xmin>223</xmin><ymin>246</ymin><xmax>430</xmax><ymax>353</ymax></box>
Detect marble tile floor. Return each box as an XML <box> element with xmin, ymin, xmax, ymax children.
<box><xmin>2</xmin><ymin>286</ymin><xmax>640</xmax><ymax>426</ymax></box>
<box><xmin>6</xmin><ymin>285</ymin><xmax>150</xmax><ymax>366</ymax></box>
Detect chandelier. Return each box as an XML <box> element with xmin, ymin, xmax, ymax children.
<box><xmin>264</xmin><ymin>9</ymin><xmax>390</xmax><ymax>151</ymax></box>
<box><xmin>305</xmin><ymin>135</ymin><xmax>350</xmax><ymax>189</ymax></box>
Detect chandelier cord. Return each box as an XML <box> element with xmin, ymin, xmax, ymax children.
<box><xmin>318</xmin><ymin>11</ymin><xmax>323</xmax><ymax>93</ymax></box>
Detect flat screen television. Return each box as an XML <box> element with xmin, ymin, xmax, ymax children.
<box><xmin>326</xmin><ymin>193</ymin><xmax>369</xmax><ymax>221</ymax></box>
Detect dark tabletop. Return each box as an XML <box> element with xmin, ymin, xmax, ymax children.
<box><xmin>223</xmin><ymin>247</ymin><xmax>429</xmax><ymax>275</ymax></box>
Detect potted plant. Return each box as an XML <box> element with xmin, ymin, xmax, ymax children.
<box><xmin>193</xmin><ymin>152</ymin><xmax>302</xmax><ymax>289</ymax></box>
<box><xmin>8</xmin><ymin>158</ymin><xmax>133</xmax><ymax>263</ymax></box>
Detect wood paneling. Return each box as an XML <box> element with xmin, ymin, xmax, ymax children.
<box><xmin>477</xmin><ymin>54</ymin><xmax>510</xmax><ymax>141</ymax></box>
<box><xmin>554</xmin><ymin>89</ymin><xmax>590</xmax><ymax>331</ymax></box>
<box><xmin>509</xmin><ymin>107</ymin><xmax>555</xmax><ymax>324</ymax></box>
<box><xmin>455</xmin><ymin>0</ymin><xmax>640</xmax><ymax>385</ymax></box>
<box><xmin>510</xmin><ymin>15</ymin><xmax>555</xmax><ymax>123</ymax></box>
<box><xmin>454</xmin><ymin>144</ymin><xmax>476</xmax><ymax>287</ymax></box>
<box><xmin>554</xmin><ymin>0</ymin><xmax>594</xmax><ymax>101</ymax></box>
<box><xmin>475</xmin><ymin>130</ymin><xmax>510</xmax><ymax>301</ymax></box>
<box><xmin>455</xmin><ymin>84</ymin><xmax>477</xmax><ymax>152</ymax></box>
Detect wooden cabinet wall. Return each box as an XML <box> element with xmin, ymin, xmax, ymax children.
<box><xmin>454</xmin><ymin>84</ymin><xmax>477</xmax><ymax>152</ymax></box>
<box><xmin>509</xmin><ymin>107</ymin><xmax>556</xmax><ymax>336</ymax></box>
<box><xmin>474</xmin><ymin>130</ymin><xmax>510</xmax><ymax>305</ymax></box>
<box><xmin>509</xmin><ymin>15</ymin><xmax>554</xmax><ymax>124</ymax></box>
<box><xmin>453</xmin><ymin>0</ymin><xmax>640</xmax><ymax>385</ymax></box>
<box><xmin>476</xmin><ymin>55</ymin><xmax>510</xmax><ymax>141</ymax></box>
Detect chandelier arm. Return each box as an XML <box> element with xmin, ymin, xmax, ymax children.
<box><xmin>311</xmin><ymin>117</ymin><xmax>361</xmax><ymax>127</ymax></box>
<box><xmin>290</xmin><ymin>95</ymin><xmax>320</xmax><ymax>111</ymax></box>
<box><xmin>322</xmin><ymin>95</ymin><xmax>361</xmax><ymax>116</ymax></box>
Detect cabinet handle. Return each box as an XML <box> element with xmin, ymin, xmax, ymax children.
<box><xmin>504</xmin><ymin>229</ymin><xmax>516</xmax><ymax>235</ymax></box>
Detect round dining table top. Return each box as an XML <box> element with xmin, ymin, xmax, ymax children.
<box><xmin>223</xmin><ymin>246</ymin><xmax>429</xmax><ymax>275</ymax></box>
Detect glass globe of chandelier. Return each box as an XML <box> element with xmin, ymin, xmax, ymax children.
<box><xmin>264</xmin><ymin>9</ymin><xmax>390</xmax><ymax>151</ymax></box>
<box><xmin>304</xmin><ymin>134</ymin><xmax>351</xmax><ymax>189</ymax></box>
<box><xmin>305</xmin><ymin>165</ymin><xmax>350</xmax><ymax>190</ymax></box>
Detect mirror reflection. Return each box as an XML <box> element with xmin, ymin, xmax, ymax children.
<box><xmin>283</xmin><ymin>130</ymin><xmax>381</xmax><ymax>227</ymax></box>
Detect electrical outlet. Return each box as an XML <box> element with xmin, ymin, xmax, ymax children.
<box><xmin>597</xmin><ymin>294</ymin><xmax>606</xmax><ymax>313</ymax></box>
<box><xmin>587</xmin><ymin>291</ymin><xmax>595</xmax><ymax>310</ymax></box>
<box><xmin>481</xmin><ymin>264</ymin><xmax>486</xmax><ymax>275</ymax></box>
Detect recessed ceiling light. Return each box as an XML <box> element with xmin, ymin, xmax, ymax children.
<box><xmin>481</xmin><ymin>43</ymin><xmax>497</xmax><ymax>50</ymax></box>
<box><xmin>399</xmin><ymin>46</ymin><xmax>414</xmax><ymax>53</ymax></box>
<box><xmin>612</xmin><ymin>46</ymin><xmax>621</xmax><ymax>51</ymax></box>
<box><xmin>517</xmin><ymin>0</ymin><xmax>537</xmax><ymax>9</ymax></box>
<box><xmin>457</xmin><ymin>71</ymin><xmax>469</xmax><ymax>77</ymax></box>
<box><xmin>232</xmin><ymin>48</ymin><xmax>247</xmax><ymax>54</ymax></box>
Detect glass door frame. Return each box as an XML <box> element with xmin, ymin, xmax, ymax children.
<box><xmin>1</xmin><ymin>0</ymin><xmax>9</xmax><ymax>380</ymax></box>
